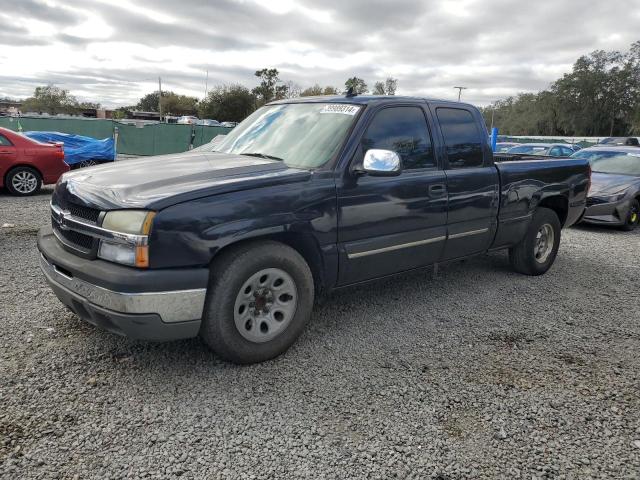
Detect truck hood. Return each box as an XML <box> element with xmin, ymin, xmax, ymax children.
<box><xmin>589</xmin><ymin>172</ymin><xmax>640</xmax><ymax>197</ymax></box>
<box><xmin>55</xmin><ymin>151</ymin><xmax>311</xmax><ymax>210</ymax></box>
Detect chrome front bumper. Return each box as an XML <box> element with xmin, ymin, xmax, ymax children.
<box><xmin>39</xmin><ymin>253</ymin><xmax>206</xmax><ymax>324</ymax></box>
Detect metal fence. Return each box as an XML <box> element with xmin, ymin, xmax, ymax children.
<box><xmin>0</xmin><ymin>116</ymin><xmax>232</xmax><ymax>156</ymax></box>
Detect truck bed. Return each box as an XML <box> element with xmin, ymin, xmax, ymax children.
<box><xmin>490</xmin><ymin>156</ymin><xmax>590</xmax><ymax>249</ymax></box>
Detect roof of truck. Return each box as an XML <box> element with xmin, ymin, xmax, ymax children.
<box><xmin>269</xmin><ymin>95</ymin><xmax>475</xmax><ymax>109</ymax></box>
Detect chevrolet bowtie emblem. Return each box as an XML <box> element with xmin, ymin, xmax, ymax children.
<box><xmin>56</xmin><ymin>211</ymin><xmax>69</xmax><ymax>230</ymax></box>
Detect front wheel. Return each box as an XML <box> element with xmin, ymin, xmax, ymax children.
<box><xmin>200</xmin><ymin>241</ymin><xmax>314</xmax><ymax>364</ymax></box>
<box><xmin>620</xmin><ymin>199</ymin><xmax>639</xmax><ymax>231</ymax></box>
<box><xmin>6</xmin><ymin>167</ymin><xmax>42</xmax><ymax>196</ymax></box>
<box><xmin>509</xmin><ymin>207</ymin><xmax>561</xmax><ymax>276</ymax></box>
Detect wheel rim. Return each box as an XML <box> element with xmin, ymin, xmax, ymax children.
<box><xmin>233</xmin><ymin>268</ymin><xmax>298</xmax><ymax>343</ymax></box>
<box><xmin>11</xmin><ymin>171</ymin><xmax>38</xmax><ymax>194</ymax></box>
<box><xmin>534</xmin><ymin>223</ymin><xmax>554</xmax><ymax>263</ymax></box>
<box><xmin>629</xmin><ymin>204</ymin><xmax>639</xmax><ymax>226</ymax></box>
<box><xmin>80</xmin><ymin>160</ymin><xmax>98</xmax><ymax>168</ymax></box>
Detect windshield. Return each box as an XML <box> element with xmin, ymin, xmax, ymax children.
<box><xmin>213</xmin><ymin>103</ymin><xmax>361</xmax><ymax>169</ymax></box>
<box><xmin>572</xmin><ymin>150</ymin><xmax>640</xmax><ymax>176</ymax></box>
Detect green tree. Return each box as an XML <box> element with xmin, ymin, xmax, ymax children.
<box><xmin>21</xmin><ymin>85</ymin><xmax>85</xmax><ymax>115</ymax></box>
<box><xmin>301</xmin><ymin>84</ymin><xmax>339</xmax><ymax>96</ymax></box>
<box><xmin>198</xmin><ymin>84</ymin><xmax>256</xmax><ymax>122</ymax></box>
<box><xmin>252</xmin><ymin>68</ymin><xmax>281</xmax><ymax>105</ymax></box>
<box><xmin>162</xmin><ymin>93</ymin><xmax>199</xmax><ymax>116</ymax></box>
<box><xmin>136</xmin><ymin>91</ymin><xmax>162</xmax><ymax>112</ymax></box>
<box><xmin>136</xmin><ymin>91</ymin><xmax>198</xmax><ymax>116</ymax></box>
<box><xmin>345</xmin><ymin>77</ymin><xmax>368</xmax><ymax>94</ymax></box>
<box><xmin>482</xmin><ymin>40</ymin><xmax>640</xmax><ymax>137</ymax></box>
<box><xmin>373</xmin><ymin>77</ymin><xmax>398</xmax><ymax>95</ymax></box>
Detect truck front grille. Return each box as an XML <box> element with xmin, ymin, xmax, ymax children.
<box><xmin>52</xmin><ymin>219</ymin><xmax>95</xmax><ymax>252</ymax></box>
<box><xmin>67</xmin><ymin>203</ymin><xmax>101</xmax><ymax>224</ymax></box>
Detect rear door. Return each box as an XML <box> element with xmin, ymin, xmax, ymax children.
<box><xmin>336</xmin><ymin>104</ymin><xmax>448</xmax><ymax>285</ymax></box>
<box><xmin>430</xmin><ymin>104</ymin><xmax>499</xmax><ymax>260</ymax></box>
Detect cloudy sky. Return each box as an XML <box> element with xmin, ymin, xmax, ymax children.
<box><xmin>1</xmin><ymin>0</ymin><xmax>639</xmax><ymax>107</ymax></box>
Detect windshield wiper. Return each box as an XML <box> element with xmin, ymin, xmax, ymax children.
<box><xmin>241</xmin><ymin>152</ymin><xmax>284</xmax><ymax>162</ymax></box>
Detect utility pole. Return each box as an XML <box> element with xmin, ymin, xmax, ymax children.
<box><xmin>158</xmin><ymin>76</ymin><xmax>163</xmax><ymax>122</ymax></box>
<box><xmin>204</xmin><ymin>70</ymin><xmax>209</xmax><ymax>99</ymax></box>
<box><xmin>454</xmin><ymin>86</ymin><xmax>467</xmax><ymax>102</ymax></box>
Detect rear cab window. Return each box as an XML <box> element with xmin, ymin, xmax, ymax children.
<box><xmin>0</xmin><ymin>134</ymin><xmax>13</xmax><ymax>146</ymax></box>
<box><xmin>436</xmin><ymin>107</ymin><xmax>483</xmax><ymax>169</ymax></box>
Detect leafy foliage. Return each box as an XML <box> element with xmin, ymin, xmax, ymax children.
<box><xmin>300</xmin><ymin>84</ymin><xmax>339</xmax><ymax>96</ymax></box>
<box><xmin>373</xmin><ymin>78</ymin><xmax>398</xmax><ymax>95</ymax></box>
<box><xmin>345</xmin><ymin>77</ymin><xmax>368</xmax><ymax>94</ymax></box>
<box><xmin>21</xmin><ymin>85</ymin><xmax>100</xmax><ymax>115</ymax></box>
<box><xmin>198</xmin><ymin>84</ymin><xmax>256</xmax><ymax>122</ymax></box>
<box><xmin>252</xmin><ymin>68</ymin><xmax>281</xmax><ymax>106</ymax></box>
<box><xmin>136</xmin><ymin>91</ymin><xmax>198</xmax><ymax>116</ymax></box>
<box><xmin>483</xmin><ymin>41</ymin><xmax>640</xmax><ymax>136</ymax></box>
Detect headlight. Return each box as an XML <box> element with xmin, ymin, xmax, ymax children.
<box><xmin>593</xmin><ymin>192</ymin><xmax>626</xmax><ymax>203</ymax></box>
<box><xmin>102</xmin><ymin>210</ymin><xmax>155</xmax><ymax>234</ymax></box>
<box><xmin>98</xmin><ymin>210</ymin><xmax>155</xmax><ymax>268</ymax></box>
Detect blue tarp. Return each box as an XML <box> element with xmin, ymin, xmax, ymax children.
<box><xmin>24</xmin><ymin>131</ymin><xmax>115</xmax><ymax>165</ymax></box>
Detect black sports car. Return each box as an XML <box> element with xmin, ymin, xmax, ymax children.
<box><xmin>571</xmin><ymin>147</ymin><xmax>640</xmax><ymax>231</ymax></box>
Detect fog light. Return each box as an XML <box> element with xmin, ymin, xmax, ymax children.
<box><xmin>98</xmin><ymin>240</ymin><xmax>136</xmax><ymax>266</ymax></box>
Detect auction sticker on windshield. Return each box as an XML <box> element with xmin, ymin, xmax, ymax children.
<box><xmin>320</xmin><ymin>104</ymin><xmax>360</xmax><ymax>115</ymax></box>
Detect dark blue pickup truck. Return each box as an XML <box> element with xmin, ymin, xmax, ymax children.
<box><xmin>38</xmin><ymin>96</ymin><xmax>590</xmax><ymax>363</ymax></box>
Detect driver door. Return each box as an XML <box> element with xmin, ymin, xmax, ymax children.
<box><xmin>336</xmin><ymin>105</ymin><xmax>448</xmax><ymax>285</ymax></box>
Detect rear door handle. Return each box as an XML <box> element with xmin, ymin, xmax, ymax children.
<box><xmin>428</xmin><ymin>184</ymin><xmax>447</xmax><ymax>197</ymax></box>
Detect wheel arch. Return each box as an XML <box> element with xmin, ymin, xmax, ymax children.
<box><xmin>537</xmin><ymin>195</ymin><xmax>568</xmax><ymax>226</ymax></box>
<box><xmin>4</xmin><ymin>163</ymin><xmax>43</xmax><ymax>184</ymax></box>
<box><xmin>209</xmin><ymin>232</ymin><xmax>328</xmax><ymax>294</ymax></box>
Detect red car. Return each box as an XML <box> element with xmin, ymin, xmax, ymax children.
<box><xmin>0</xmin><ymin>126</ymin><xmax>69</xmax><ymax>196</ymax></box>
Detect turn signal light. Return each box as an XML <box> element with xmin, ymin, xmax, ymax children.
<box><xmin>135</xmin><ymin>246</ymin><xmax>149</xmax><ymax>268</ymax></box>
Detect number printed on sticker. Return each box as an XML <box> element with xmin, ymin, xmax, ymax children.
<box><xmin>320</xmin><ymin>104</ymin><xmax>360</xmax><ymax>115</ymax></box>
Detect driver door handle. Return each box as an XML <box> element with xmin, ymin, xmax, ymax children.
<box><xmin>428</xmin><ymin>184</ymin><xmax>447</xmax><ymax>197</ymax></box>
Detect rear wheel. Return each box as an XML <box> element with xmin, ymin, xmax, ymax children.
<box><xmin>509</xmin><ymin>207</ymin><xmax>561</xmax><ymax>276</ymax></box>
<box><xmin>200</xmin><ymin>241</ymin><xmax>314</xmax><ymax>364</ymax></box>
<box><xmin>6</xmin><ymin>167</ymin><xmax>42</xmax><ymax>196</ymax></box>
<box><xmin>621</xmin><ymin>199</ymin><xmax>639</xmax><ymax>231</ymax></box>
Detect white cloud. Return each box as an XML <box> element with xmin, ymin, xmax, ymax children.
<box><xmin>0</xmin><ymin>0</ymin><xmax>638</xmax><ymax>107</ymax></box>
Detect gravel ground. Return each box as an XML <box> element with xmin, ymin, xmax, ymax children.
<box><xmin>1</xmin><ymin>187</ymin><xmax>640</xmax><ymax>480</ymax></box>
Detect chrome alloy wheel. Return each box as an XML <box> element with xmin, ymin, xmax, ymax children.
<box><xmin>629</xmin><ymin>205</ymin><xmax>639</xmax><ymax>225</ymax></box>
<box><xmin>534</xmin><ymin>223</ymin><xmax>554</xmax><ymax>263</ymax></box>
<box><xmin>233</xmin><ymin>268</ymin><xmax>298</xmax><ymax>343</ymax></box>
<box><xmin>11</xmin><ymin>170</ymin><xmax>38</xmax><ymax>194</ymax></box>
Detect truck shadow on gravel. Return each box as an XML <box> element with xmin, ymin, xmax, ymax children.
<box><xmin>63</xmin><ymin>247</ymin><xmax>624</xmax><ymax>373</ymax></box>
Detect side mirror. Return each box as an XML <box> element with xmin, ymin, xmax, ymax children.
<box><xmin>360</xmin><ymin>149</ymin><xmax>402</xmax><ymax>176</ymax></box>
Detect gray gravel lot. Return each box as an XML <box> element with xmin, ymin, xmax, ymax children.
<box><xmin>1</xmin><ymin>187</ymin><xmax>640</xmax><ymax>479</ymax></box>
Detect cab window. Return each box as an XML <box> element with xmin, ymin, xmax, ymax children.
<box><xmin>361</xmin><ymin>106</ymin><xmax>435</xmax><ymax>169</ymax></box>
<box><xmin>436</xmin><ymin>107</ymin><xmax>483</xmax><ymax>168</ymax></box>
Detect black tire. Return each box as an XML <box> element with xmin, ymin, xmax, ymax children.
<box><xmin>509</xmin><ymin>207</ymin><xmax>561</xmax><ymax>276</ymax></box>
<box><xmin>6</xmin><ymin>166</ymin><xmax>42</xmax><ymax>196</ymax></box>
<box><xmin>200</xmin><ymin>240</ymin><xmax>314</xmax><ymax>364</ymax></box>
<box><xmin>620</xmin><ymin>199</ymin><xmax>639</xmax><ymax>231</ymax></box>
